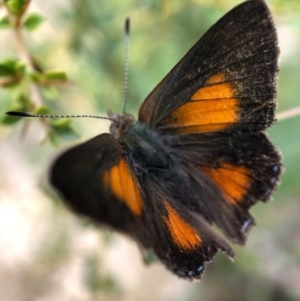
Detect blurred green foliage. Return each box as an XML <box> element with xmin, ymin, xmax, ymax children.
<box><xmin>1</xmin><ymin>0</ymin><xmax>300</xmax><ymax>300</ymax></box>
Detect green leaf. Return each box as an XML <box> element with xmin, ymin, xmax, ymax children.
<box><xmin>5</xmin><ymin>0</ymin><xmax>27</xmax><ymax>16</ymax></box>
<box><xmin>0</xmin><ymin>59</ymin><xmax>18</xmax><ymax>77</ymax></box>
<box><xmin>51</xmin><ymin>118</ymin><xmax>79</xmax><ymax>140</ymax></box>
<box><xmin>14</xmin><ymin>60</ymin><xmax>27</xmax><ymax>75</ymax></box>
<box><xmin>34</xmin><ymin>105</ymin><xmax>51</xmax><ymax>115</ymax></box>
<box><xmin>1</xmin><ymin>113</ymin><xmax>22</xmax><ymax>124</ymax></box>
<box><xmin>52</xmin><ymin>122</ymin><xmax>80</xmax><ymax>141</ymax></box>
<box><xmin>23</xmin><ymin>13</ymin><xmax>44</xmax><ymax>31</ymax></box>
<box><xmin>142</xmin><ymin>250</ymin><xmax>158</xmax><ymax>265</ymax></box>
<box><xmin>0</xmin><ymin>59</ymin><xmax>26</xmax><ymax>77</ymax></box>
<box><xmin>29</xmin><ymin>71</ymin><xmax>42</xmax><ymax>83</ymax></box>
<box><xmin>30</xmin><ymin>70</ymin><xmax>68</xmax><ymax>87</ymax></box>
<box><xmin>48</xmin><ymin>132</ymin><xmax>60</xmax><ymax>146</ymax></box>
<box><xmin>0</xmin><ymin>59</ymin><xmax>26</xmax><ymax>87</ymax></box>
<box><xmin>1</xmin><ymin>94</ymin><xmax>31</xmax><ymax>124</ymax></box>
<box><xmin>51</xmin><ymin>118</ymin><xmax>71</xmax><ymax>127</ymax></box>
<box><xmin>41</xmin><ymin>85</ymin><xmax>59</xmax><ymax>100</ymax></box>
<box><xmin>0</xmin><ymin>16</ymin><xmax>11</xmax><ymax>29</ymax></box>
<box><xmin>44</xmin><ymin>69</ymin><xmax>68</xmax><ymax>81</ymax></box>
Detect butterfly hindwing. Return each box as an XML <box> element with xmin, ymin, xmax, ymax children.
<box><xmin>139</xmin><ymin>175</ymin><xmax>234</xmax><ymax>279</ymax></box>
<box><xmin>170</xmin><ymin>131</ymin><xmax>281</xmax><ymax>244</ymax></box>
<box><xmin>139</xmin><ymin>0</ymin><xmax>278</xmax><ymax>135</ymax></box>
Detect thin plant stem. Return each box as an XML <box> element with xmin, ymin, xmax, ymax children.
<box><xmin>277</xmin><ymin>106</ymin><xmax>300</xmax><ymax>122</ymax></box>
<box><xmin>11</xmin><ymin>0</ymin><xmax>42</xmax><ymax>107</ymax></box>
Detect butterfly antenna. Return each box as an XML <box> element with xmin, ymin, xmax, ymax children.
<box><xmin>122</xmin><ymin>17</ymin><xmax>130</xmax><ymax>114</ymax></box>
<box><xmin>5</xmin><ymin>111</ymin><xmax>114</xmax><ymax>121</ymax></box>
<box><xmin>6</xmin><ymin>20</ymin><xmax>133</xmax><ymax>122</ymax></box>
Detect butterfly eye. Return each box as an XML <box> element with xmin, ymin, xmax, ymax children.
<box><xmin>121</xmin><ymin>122</ymin><xmax>129</xmax><ymax>133</ymax></box>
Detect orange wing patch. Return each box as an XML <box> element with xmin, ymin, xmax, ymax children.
<box><xmin>159</xmin><ymin>72</ymin><xmax>239</xmax><ymax>134</ymax></box>
<box><xmin>201</xmin><ymin>163</ymin><xmax>252</xmax><ymax>205</ymax></box>
<box><xmin>163</xmin><ymin>201</ymin><xmax>202</xmax><ymax>250</ymax></box>
<box><xmin>103</xmin><ymin>158</ymin><xmax>143</xmax><ymax>216</ymax></box>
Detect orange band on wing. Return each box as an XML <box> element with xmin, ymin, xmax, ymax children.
<box><xmin>159</xmin><ymin>72</ymin><xmax>239</xmax><ymax>134</ymax></box>
<box><xmin>201</xmin><ymin>163</ymin><xmax>252</xmax><ymax>205</ymax></box>
<box><xmin>103</xmin><ymin>158</ymin><xmax>143</xmax><ymax>216</ymax></box>
<box><xmin>206</xmin><ymin>73</ymin><xmax>226</xmax><ymax>85</ymax></box>
<box><xmin>192</xmin><ymin>77</ymin><xmax>234</xmax><ymax>101</ymax></box>
<box><xmin>163</xmin><ymin>201</ymin><xmax>202</xmax><ymax>250</ymax></box>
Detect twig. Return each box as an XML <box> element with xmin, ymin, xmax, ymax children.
<box><xmin>277</xmin><ymin>106</ymin><xmax>300</xmax><ymax>121</ymax></box>
<box><xmin>6</xmin><ymin>0</ymin><xmax>43</xmax><ymax>107</ymax></box>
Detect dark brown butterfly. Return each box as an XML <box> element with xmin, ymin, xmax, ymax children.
<box><xmin>8</xmin><ymin>0</ymin><xmax>282</xmax><ymax>280</ymax></box>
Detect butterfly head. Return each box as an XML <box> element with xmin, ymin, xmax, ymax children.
<box><xmin>108</xmin><ymin>110</ymin><xmax>135</xmax><ymax>140</ymax></box>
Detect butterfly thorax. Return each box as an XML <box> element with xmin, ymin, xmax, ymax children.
<box><xmin>109</xmin><ymin>112</ymin><xmax>172</xmax><ymax>169</ymax></box>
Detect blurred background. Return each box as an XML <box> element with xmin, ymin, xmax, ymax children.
<box><xmin>0</xmin><ymin>0</ymin><xmax>300</xmax><ymax>300</ymax></box>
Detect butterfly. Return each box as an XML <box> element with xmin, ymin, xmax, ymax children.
<box><xmin>49</xmin><ymin>0</ymin><xmax>281</xmax><ymax>280</ymax></box>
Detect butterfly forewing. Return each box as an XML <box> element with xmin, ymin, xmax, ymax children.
<box><xmin>139</xmin><ymin>0</ymin><xmax>278</xmax><ymax>135</ymax></box>
<box><xmin>50</xmin><ymin>134</ymin><xmax>151</xmax><ymax>246</ymax></box>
